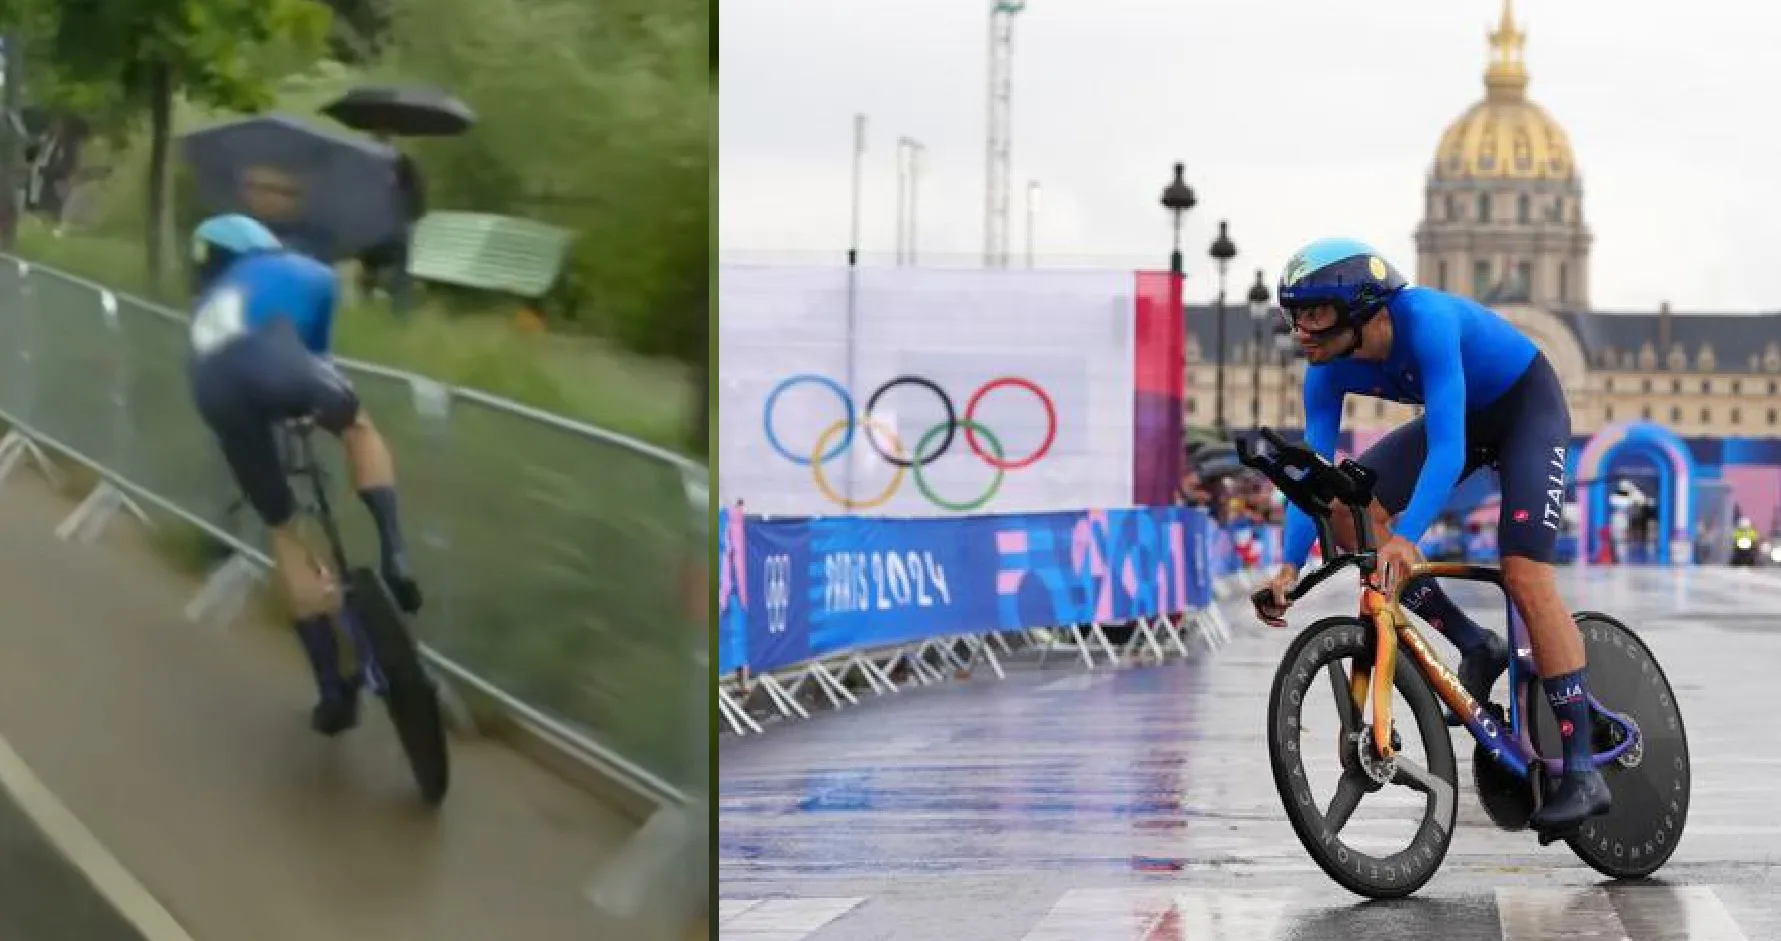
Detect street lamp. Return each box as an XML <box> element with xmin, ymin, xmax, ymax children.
<box><xmin>1247</xmin><ymin>269</ymin><xmax>1269</xmax><ymax>430</ymax></box>
<box><xmin>1208</xmin><ymin>220</ymin><xmax>1237</xmax><ymax>438</ymax></box>
<box><xmin>1160</xmin><ymin>163</ymin><xmax>1197</xmax><ymax>276</ymax></box>
<box><xmin>896</xmin><ymin>136</ymin><xmax>925</xmax><ymax>265</ymax></box>
<box><xmin>1159</xmin><ymin>164</ymin><xmax>1196</xmax><ymax>505</ymax></box>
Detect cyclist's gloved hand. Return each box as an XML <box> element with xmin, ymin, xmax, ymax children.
<box><xmin>1254</xmin><ymin>564</ymin><xmax>1297</xmax><ymax>628</ymax></box>
<box><xmin>381</xmin><ymin>552</ymin><xmax>424</xmax><ymax>614</ymax></box>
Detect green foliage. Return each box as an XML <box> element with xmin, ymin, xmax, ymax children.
<box><xmin>46</xmin><ymin>0</ymin><xmax>331</xmax><ymax>112</ymax></box>
<box><xmin>32</xmin><ymin>0</ymin><xmax>331</xmax><ymax>284</ymax></box>
<box><xmin>380</xmin><ymin>0</ymin><xmax>710</xmax><ymax>361</ymax></box>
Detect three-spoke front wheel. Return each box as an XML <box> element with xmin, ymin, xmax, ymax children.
<box><xmin>1267</xmin><ymin>616</ymin><xmax>1458</xmax><ymax>899</ymax></box>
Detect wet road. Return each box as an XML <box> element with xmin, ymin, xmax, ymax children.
<box><xmin>720</xmin><ymin>564</ymin><xmax>1781</xmax><ymax>940</ymax></box>
<box><xmin>0</xmin><ymin>473</ymin><xmax>647</xmax><ymax>939</ymax></box>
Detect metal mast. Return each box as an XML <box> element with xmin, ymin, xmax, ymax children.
<box><xmin>983</xmin><ymin>0</ymin><xmax>1025</xmax><ymax>267</ymax></box>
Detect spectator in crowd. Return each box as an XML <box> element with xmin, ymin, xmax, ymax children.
<box><xmin>356</xmin><ymin>131</ymin><xmax>426</xmax><ymax>316</ymax></box>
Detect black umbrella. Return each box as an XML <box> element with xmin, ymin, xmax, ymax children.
<box><xmin>321</xmin><ymin>85</ymin><xmax>476</xmax><ymax>137</ymax></box>
<box><xmin>181</xmin><ymin>114</ymin><xmax>406</xmax><ymax>262</ymax></box>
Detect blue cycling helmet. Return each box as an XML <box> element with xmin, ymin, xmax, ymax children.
<box><xmin>1276</xmin><ymin>237</ymin><xmax>1407</xmax><ymax>332</ymax></box>
<box><xmin>191</xmin><ymin>213</ymin><xmax>283</xmax><ymax>292</ymax></box>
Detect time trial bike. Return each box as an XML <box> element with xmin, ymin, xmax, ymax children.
<box><xmin>1236</xmin><ymin>428</ymin><xmax>1689</xmax><ymax>899</ymax></box>
<box><xmin>275</xmin><ymin>419</ymin><xmax>451</xmax><ymax>806</ymax></box>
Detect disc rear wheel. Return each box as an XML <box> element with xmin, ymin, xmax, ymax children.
<box><xmin>1527</xmin><ymin>612</ymin><xmax>1688</xmax><ymax>879</ymax></box>
<box><xmin>347</xmin><ymin>567</ymin><xmax>451</xmax><ymax>806</ymax></box>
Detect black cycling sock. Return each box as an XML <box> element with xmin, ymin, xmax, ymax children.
<box><xmin>1400</xmin><ymin>575</ymin><xmax>1493</xmax><ymax>655</ymax></box>
<box><xmin>358</xmin><ymin>486</ymin><xmax>406</xmax><ymax>559</ymax></box>
<box><xmin>293</xmin><ymin>615</ymin><xmax>348</xmax><ymax>697</ymax></box>
<box><xmin>1542</xmin><ymin>669</ymin><xmax>1595</xmax><ymax>774</ymax></box>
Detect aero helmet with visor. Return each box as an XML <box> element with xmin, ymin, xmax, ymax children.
<box><xmin>1276</xmin><ymin>237</ymin><xmax>1406</xmax><ymax>349</ymax></box>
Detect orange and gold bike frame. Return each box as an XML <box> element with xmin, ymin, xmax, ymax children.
<box><xmin>1352</xmin><ymin>562</ymin><xmax>1511</xmax><ymax>761</ymax></box>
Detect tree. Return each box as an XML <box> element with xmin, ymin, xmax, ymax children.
<box><xmin>39</xmin><ymin>0</ymin><xmax>329</xmax><ymax>289</ymax></box>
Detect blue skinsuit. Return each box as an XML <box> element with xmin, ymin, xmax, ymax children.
<box><xmin>1282</xmin><ymin>286</ymin><xmax>1544</xmax><ymax>568</ymax></box>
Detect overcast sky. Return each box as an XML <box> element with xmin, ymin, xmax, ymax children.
<box><xmin>720</xmin><ymin>0</ymin><xmax>1781</xmax><ymax>313</ymax></box>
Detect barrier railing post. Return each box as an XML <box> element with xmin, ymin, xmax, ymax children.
<box><xmin>55</xmin><ymin>285</ymin><xmax>152</xmax><ymax>540</ymax></box>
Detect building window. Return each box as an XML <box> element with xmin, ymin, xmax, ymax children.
<box><xmin>1672</xmin><ymin>379</ymin><xmax>1682</xmax><ymax>393</ymax></box>
<box><xmin>1186</xmin><ymin>398</ymin><xmax>1196</xmax><ymax>415</ymax></box>
<box><xmin>1553</xmin><ymin>197</ymin><xmax>1565</xmax><ymax>221</ymax></box>
<box><xmin>1641</xmin><ymin>378</ymin><xmax>1652</xmax><ymax>393</ymax></box>
<box><xmin>1605</xmin><ymin>404</ymin><xmax>1614</xmax><ymax>421</ymax></box>
<box><xmin>1373</xmin><ymin>401</ymin><xmax>1384</xmax><ymax>418</ymax></box>
<box><xmin>1770</xmin><ymin>408</ymin><xmax>1778</xmax><ymax>426</ymax></box>
<box><xmin>1641</xmin><ymin>406</ymin><xmax>1652</xmax><ymax>420</ymax></box>
<box><xmin>1516</xmin><ymin>260</ymin><xmax>1533</xmax><ymax>297</ymax></box>
<box><xmin>1345</xmin><ymin>399</ymin><xmax>1355</xmax><ymax>418</ymax></box>
<box><xmin>1437</xmin><ymin>260</ymin><xmax>1449</xmax><ymax>291</ymax></box>
<box><xmin>1472</xmin><ymin>260</ymin><xmax>1492</xmax><ymax>297</ymax></box>
<box><xmin>1733</xmin><ymin>380</ymin><xmax>1743</xmax><ymax>394</ymax></box>
<box><xmin>1606</xmin><ymin>377</ymin><xmax>1615</xmax><ymax>392</ymax></box>
<box><xmin>1732</xmin><ymin>408</ymin><xmax>1742</xmax><ymax>424</ymax></box>
<box><xmin>1518</xmin><ymin>194</ymin><xmax>1530</xmax><ymax>224</ymax></box>
<box><xmin>1771</xmin><ymin>381</ymin><xmax>1778</xmax><ymax>395</ymax></box>
<box><xmin>1670</xmin><ymin>406</ymin><xmax>1681</xmax><ymax>422</ymax></box>
<box><xmin>1700</xmin><ymin>407</ymin><xmax>1711</xmax><ymax>423</ymax></box>
<box><xmin>1446</xmin><ymin>194</ymin><xmax>1459</xmax><ymax>221</ymax></box>
<box><xmin>1701</xmin><ymin>379</ymin><xmax>1712</xmax><ymax>394</ymax></box>
<box><xmin>1477</xmin><ymin>193</ymin><xmax>1492</xmax><ymax>223</ymax></box>
<box><xmin>1558</xmin><ymin>263</ymin><xmax>1569</xmax><ymax>304</ymax></box>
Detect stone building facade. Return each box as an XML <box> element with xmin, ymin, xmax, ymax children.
<box><xmin>1185</xmin><ymin>0</ymin><xmax>1781</xmax><ymax>439</ymax></box>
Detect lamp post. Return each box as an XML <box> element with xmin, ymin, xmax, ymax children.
<box><xmin>895</xmin><ymin>136</ymin><xmax>926</xmax><ymax>266</ymax></box>
<box><xmin>1208</xmin><ymin>220</ymin><xmax>1237</xmax><ymax>439</ymax></box>
<box><xmin>1160</xmin><ymin>163</ymin><xmax>1196</xmax><ymax>277</ymax></box>
<box><xmin>1247</xmin><ymin>269</ymin><xmax>1269</xmax><ymax>430</ymax></box>
<box><xmin>1159</xmin><ymin>163</ymin><xmax>1197</xmax><ymax>504</ymax></box>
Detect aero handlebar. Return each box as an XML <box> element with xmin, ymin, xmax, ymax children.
<box><xmin>1235</xmin><ymin>427</ymin><xmax>1382</xmax><ymax>608</ymax></box>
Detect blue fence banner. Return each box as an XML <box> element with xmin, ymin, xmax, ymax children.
<box><xmin>719</xmin><ymin>505</ymin><xmax>1221</xmax><ymax>675</ymax></box>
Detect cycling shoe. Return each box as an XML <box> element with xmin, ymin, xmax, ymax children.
<box><xmin>310</xmin><ymin>689</ymin><xmax>360</xmax><ymax>737</ymax></box>
<box><xmin>1444</xmin><ymin>632</ymin><xmax>1509</xmax><ymax>726</ymax></box>
<box><xmin>1531</xmin><ymin>766</ymin><xmax>1613</xmax><ymax>841</ymax></box>
<box><xmin>380</xmin><ymin>552</ymin><xmax>424</xmax><ymax>614</ymax></box>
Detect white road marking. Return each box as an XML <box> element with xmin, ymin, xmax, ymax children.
<box><xmin>0</xmin><ymin>729</ymin><xmax>196</xmax><ymax>940</ymax></box>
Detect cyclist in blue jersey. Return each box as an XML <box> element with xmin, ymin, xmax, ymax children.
<box><xmin>1253</xmin><ymin>237</ymin><xmax>1610</xmax><ymax>836</ymax></box>
<box><xmin>186</xmin><ymin>214</ymin><xmax>423</xmax><ymax>736</ymax></box>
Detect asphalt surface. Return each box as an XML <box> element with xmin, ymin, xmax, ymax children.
<box><xmin>0</xmin><ymin>473</ymin><xmax>647</xmax><ymax>940</ymax></box>
<box><xmin>720</xmin><ymin>563</ymin><xmax>1781</xmax><ymax>940</ymax></box>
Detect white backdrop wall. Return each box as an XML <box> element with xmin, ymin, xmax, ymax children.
<box><xmin>719</xmin><ymin>264</ymin><xmax>1137</xmax><ymax>517</ymax></box>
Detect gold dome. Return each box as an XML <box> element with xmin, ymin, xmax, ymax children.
<box><xmin>1432</xmin><ymin>0</ymin><xmax>1576</xmax><ymax>182</ymax></box>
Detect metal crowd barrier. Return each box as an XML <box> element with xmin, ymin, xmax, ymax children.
<box><xmin>0</xmin><ymin>256</ymin><xmax>709</xmax><ymax>916</ymax></box>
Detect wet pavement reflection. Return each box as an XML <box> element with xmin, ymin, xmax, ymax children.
<box><xmin>720</xmin><ymin>566</ymin><xmax>1781</xmax><ymax>940</ymax></box>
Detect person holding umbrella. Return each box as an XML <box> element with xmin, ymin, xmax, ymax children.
<box><xmin>321</xmin><ymin>85</ymin><xmax>475</xmax><ymax>317</ymax></box>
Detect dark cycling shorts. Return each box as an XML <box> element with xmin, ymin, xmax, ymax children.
<box><xmin>189</xmin><ymin>321</ymin><xmax>360</xmax><ymax>528</ymax></box>
<box><xmin>1358</xmin><ymin>351</ymin><xmax>1571</xmax><ymax>563</ymax></box>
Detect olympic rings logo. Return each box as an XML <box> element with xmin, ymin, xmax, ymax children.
<box><xmin>762</xmin><ymin>373</ymin><xmax>1059</xmax><ymax>512</ymax></box>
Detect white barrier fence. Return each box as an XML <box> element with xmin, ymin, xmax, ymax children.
<box><xmin>718</xmin><ymin>569</ymin><xmax>1260</xmax><ymax>737</ymax></box>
